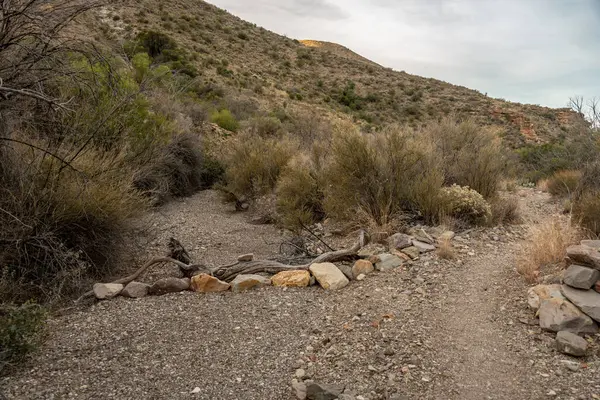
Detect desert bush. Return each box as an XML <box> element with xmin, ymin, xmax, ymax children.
<box><xmin>438</xmin><ymin>184</ymin><xmax>491</xmax><ymax>226</ymax></box>
<box><xmin>0</xmin><ymin>302</ymin><xmax>46</xmax><ymax>375</ymax></box>
<box><xmin>220</xmin><ymin>132</ymin><xmax>297</xmax><ymax>199</ymax></box>
<box><xmin>211</xmin><ymin>109</ymin><xmax>239</xmax><ymax>132</ymax></box>
<box><xmin>245</xmin><ymin>116</ymin><xmax>282</xmax><ymax>136</ymax></box>
<box><xmin>546</xmin><ymin>170</ymin><xmax>582</xmax><ymax>197</ymax></box>
<box><xmin>489</xmin><ymin>196</ymin><xmax>521</xmax><ymax>225</ymax></box>
<box><xmin>573</xmin><ymin>191</ymin><xmax>600</xmax><ymax>236</ymax></box>
<box><xmin>517</xmin><ymin>220</ymin><xmax>579</xmax><ymax>282</ymax></box>
<box><xmin>436</xmin><ymin>239</ymin><xmax>455</xmax><ymax>260</ymax></box>
<box><xmin>425</xmin><ymin>117</ymin><xmax>506</xmax><ymax>199</ymax></box>
<box><xmin>276</xmin><ymin>155</ymin><xmax>325</xmax><ymax>231</ymax></box>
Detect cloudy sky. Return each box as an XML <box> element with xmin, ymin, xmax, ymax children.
<box><xmin>209</xmin><ymin>0</ymin><xmax>600</xmax><ymax>108</ymax></box>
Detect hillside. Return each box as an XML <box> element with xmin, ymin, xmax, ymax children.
<box><xmin>88</xmin><ymin>0</ymin><xmax>581</xmax><ymax>147</ymax></box>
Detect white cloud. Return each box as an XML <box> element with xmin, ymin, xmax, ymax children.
<box><xmin>209</xmin><ymin>0</ymin><xmax>600</xmax><ymax>107</ymax></box>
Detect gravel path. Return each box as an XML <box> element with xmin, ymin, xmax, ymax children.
<box><xmin>2</xmin><ymin>189</ymin><xmax>600</xmax><ymax>399</ymax></box>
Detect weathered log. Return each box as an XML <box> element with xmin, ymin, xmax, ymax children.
<box><xmin>214</xmin><ymin>230</ymin><xmax>367</xmax><ymax>282</ymax></box>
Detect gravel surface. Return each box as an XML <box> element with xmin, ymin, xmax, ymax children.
<box><xmin>2</xmin><ymin>188</ymin><xmax>600</xmax><ymax>400</ymax></box>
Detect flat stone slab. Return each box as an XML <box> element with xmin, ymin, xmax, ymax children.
<box><xmin>411</xmin><ymin>239</ymin><xmax>436</xmax><ymax>253</ymax></box>
<box><xmin>566</xmin><ymin>245</ymin><xmax>600</xmax><ymax>270</ymax></box>
<box><xmin>561</xmin><ymin>284</ymin><xmax>600</xmax><ymax>322</ymax></box>
<box><xmin>581</xmin><ymin>240</ymin><xmax>600</xmax><ymax>250</ymax></box>
<box><xmin>309</xmin><ymin>263</ymin><xmax>349</xmax><ymax>290</ymax></box>
<box><xmin>538</xmin><ymin>297</ymin><xmax>598</xmax><ymax>334</ymax></box>
<box><xmin>564</xmin><ymin>264</ymin><xmax>600</xmax><ymax>289</ymax></box>
<box><xmin>374</xmin><ymin>253</ymin><xmax>403</xmax><ymax>271</ymax></box>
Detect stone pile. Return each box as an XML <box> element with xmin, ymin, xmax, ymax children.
<box><xmin>527</xmin><ymin>240</ymin><xmax>600</xmax><ymax>357</ymax></box>
<box><xmin>92</xmin><ymin>228</ymin><xmax>454</xmax><ymax>302</ymax></box>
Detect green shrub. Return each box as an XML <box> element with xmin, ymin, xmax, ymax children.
<box><xmin>210</xmin><ymin>109</ymin><xmax>239</xmax><ymax>132</ymax></box>
<box><xmin>546</xmin><ymin>170</ymin><xmax>582</xmax><ymax>197</ymax></box>
<box><xmin>0</xmin><ymin>302</ymin><xmax>46</xmax><ymax>375</ymax></box>
<box><xmin>439</xmin><ymin>184</ymin><xmax>491</xmax><ymax>226</ymax></box>
<box><xmin>220</xmin><ymin>133</ymin><xmax>297</xmax><ymax>199</ymax></box>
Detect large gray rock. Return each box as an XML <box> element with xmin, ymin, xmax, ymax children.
<box><xmin>374</xmin><ymin>253</ymin><xmax>403</xmax><ymax>271</ymax></box>
<box><xmin>566</xmin><ymin>245</ymin><xmax>600</xmax><ymax>269</ymax></box>
<box><xmin>538</xmin><ymin>297</ymin><xmax>598</xmax><ymax>333</ymax></box>
<box><xmin>121</xmin><ymin>281</ymin><xmax>150</xmax><ymax>298</ymax></box>
<box><xmin>411</xmin><ymin>239</ymin><xmax>436</xmax><ymax>253</ymax></box>
<box><xmin>306</xmin><ymin>382</ymin><xmax>344</xmax><ymax>400</ymax></box>
<box><xmin>230</xmin><ymin>274</ymin><xmax>270</xmax><ymax>292</ymax></box>
<box><xmin>561</xmin><ymin>285</ymin><xmax>600</xmax><ymax>322</ymax></box>
<box><xmin>527</xmin><ymin>284</ymin><xmax>564</xmax><ymax>310</ymax></box>
<box><xmin>581</xmin><ymin>240</ymin><xmax>600</xmax><ymax>250</ymax></box>
<box><xmin>556</xmin><ymin>331</ymin><xmax>588</xmax><ymax>357</ymax></box>
<box><xmin>387</xmin><ymin>233</ymin><xmax>412</xmax><ymax>250</ymax></box>
<box><xmin>309</xmin><ymin>263</ymin><xmax>349</xmax><ymax>290</ymax></box>
<box><xmin>563</xmin><ymin>264</ymin><xmax>600</xmax><ymax>289</ymax></box>
<box><xmin>93</xmin><ymin>283</ymin><xmax>123</xmax><ymax>300</ymax></box>
<box><xmin>149</xmin><ymin>277</ymin><xmax>190</xmax><ymax>295</ymax></box>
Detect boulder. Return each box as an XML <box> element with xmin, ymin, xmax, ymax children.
<box><xmin>411</xmin><ymin>239</ymin><xmax>436</xmax><ymax>253</ymax></box>
<box><xmin>93</xmin><ymin>283</ymin><xmax>123</xmax><ymax>300</ymax></box>
<box><xmin>566</xmin><ymin>245</ymin><xmax>600</xmax><ymax>269</ymax></box>
<box><xmin>538</xmin><ymin>297</ymin><xmax>598</xmax><ymax>333</ymax></box>
<box><xmin>527</xmin><ymin>284</ymin><xmax>563</xmax><ymax>310</ymax></box>
<box><xmin>563</xmin><ymin>264</ymin><xmax>600</xmax><ymax>289</ymax></box>
<box><xmin>309</xmin><ymin>263</ymin><xmax>349</xmax><ymax>290</ymax></box>
<box><xmin>237</xmin><ymin>253</ymin><xmax>254</xmax><ymax>262</ymax></box>
<box><xmin>121</xmin><ymin>281</ymin><xmax>150</xmax><ymax>298</ymax></box>
<box><xmin>561</xmin><ymin>285</ymin><xmax>600</xmax><ymax>322</ymax></box>
<box><xmin>352</xmin><ymin>260</ymin><xmax>374</xmax><ymax>278</ymax></box>
<box><xmin>149</xmin><ymin>277</ymin><xmax>190</xmax><ymax>295</ymax></box>
<box><xmin>306</xmin><ymin>382</ymin><xmax>344</xmax><ymax>400</ymax></box>
<box><xmin>230</xmin><ymin>274</ymin><xmax>271</xmax><ymax>292</ymax></box>
<box><xmin>581</xmin><ymin>239</ymin><xmax>600</xmax><ymax>250</ymax></box>
<box><xmin>556</xmin><ymin>331</ymin><xmax>588</xmax><ymax>357</ymax></box>
<box><xmin>190</xmin><ymin>274</ymin><xmax>230</xmax><ymax>292</ymax></box>
<box><xmin>271</xmin><ymin>270</ymin><xmax>310</xmax><ymax>287</ymax></box>
<box><xmin>374</xmin><ymin>253</ymin><xmax>403</xmax><ymax>271</ymax></box>
<box><xmin>401</xmin><ymin>246</ymin><xmax>420</xmax><ymax>260</ymax></box>
<box><xmin>387</xmin><ymin>233</ymin><xmax>412</xmax><ymax>250</ymax></box>
<box><xmin>336</xmin><ymin>264</ymin><xmax>354</xmax><ymax>281</ymax></box>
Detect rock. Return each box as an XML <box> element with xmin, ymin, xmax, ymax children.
<box><xmin>561</xmin><ymin>285</ymin><xmax>600</xmax><ymax>322</ymax></box>
<box><xmin>411</xmin><ymin>239</ymin><xmax>436</xmax><ymax>253</ymax></box>
<box><xmin>93</xmin><ymin>283</ymin><xmax>123</xmax><ymax>300</ymax></box>
<box><xmin>120</xmin><ymin>281</ymin><xmax>150</xmax><ymax>298</ymax></box>
<box><xmin>438</xmin><ymin>231</ymin><xmax>455</xmax><ymax>241</ymax></box>
<box><xmin>563</xmin><ymin>264</ymin><xmax>600</xmax><ymax>289</ymax></box>
<box><xmin>352</xmin><ymin>260</ymin><xmax>374</xmax><ymax>278</ymax></box>
<box><xmin>309</xmin><ymin>263</ymin><xmax>349</xmax><ymax>290</ymax></box>
<box><xmin>538</xmin><ymin>297</ymin><xmax>598</xmax><ymax>333</ymax></box>
<box><xmin>237</xmin><ymin>253</ymin><xmax>254</xmax><ymax>262</ymax></box>
<box><xmin>566</xmin><ymin>245</ymin><xmax>600</xmax><ymax>269</ymax></box>
<box><xmin>401</xmin><ymin>246</ymin><xmax>420</xmax><ymax>260</ymax></box>
<box><xmin>595</xmin><ymin>280</ymin><xmax>600</xmax><ymax>293</ymax></box>
<box><xmin>230</xmin><ymin>274</ymin><xmax>271</xmax><ymax>292</ymax></box>
<box><xmin>149</xmin><ymin>277</ymin><xmax>190</xmax><ymax>295</ymax></box>
<box><xmin>309</xmin><ymin>275</ymin><xmax>317</xmax><ymax>286</ymax></box>
<box><xmin>356</xmin><ymin>274</ymin><xmax>366</xmax><ymax>281</ymax></box>
<box><xmin>337</xmin><ymin>264</ymin><xmax>354</xmax><ymax>281</ymax></box>
<box><xmin>556</xmin><ymin>331</ymin><xmax>588</xmax><ymax>357</ymax></box>
<box><xmin>292</xmin><ymin>379</ymin><xmax>307</xmax><ymax>400</ymax></box>
<box><xmin>306</xmin><ymin>382</ymin><xmax>344</xmax><ymax>400</ymax></box>
<box><xmin>410</xmin><ymin>228</ymin><xmax>435</xmax><ymax>244</ymax></box>
<box><xmin>190</xmin><ymin>274</ymin><xmax>230</xmax><ymax>292</ymax></box>
<box><xmin>357</xmin><ymin>243</ymin><xmax>387</xmax><ymax>257</ymax></box>
<box><xmin>374</xmin><ymin>253</ymin><xmax>403</xmax><ymax>271</ymax></box>
<box><xmin>272</xmin><ymin>270</ymin><xmax>310</xmax><ymax>287</ymax></box>
<box><xmin>581</xmin><ymin>239</ymin><xmax>600</xmax><ymax>250</ymax></box>
<box><xmin>387</xmin><ymin>233</ymin><xmax>412</xmax><ymax>250</ymax></box>
<box><xmin>295</xmin><ymin>369</ymin><xmax>306</xmax><ymax>379</ymax></box>
<box><xmin>527</xmin><ymin>284</ymin><xmax>564</xmax><ymax>310</ymax></box>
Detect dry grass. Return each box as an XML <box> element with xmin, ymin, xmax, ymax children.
<box><xmin>436</xmin><ymin>238</ymin><xmax>456</xmax><ymax>260</ymax></box>
<box><xmin>489</xmin><ymin>196</ymin><xmax>522</xmax><ymax>225</ymax></box>
<box><xmin>546</xmin><ymin>170</ymin><xmax>582</xmax><ymax>197</ymax></box>
<box><xmin>516</xmin><ymin>219</ymin><xmax>579</xmax><ymax>283</ymax></box>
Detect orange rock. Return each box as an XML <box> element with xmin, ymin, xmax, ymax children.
<box><xmin>271</xmin><ymin>270</ymin><xmax>310</xmax><ymax>287</ymax></box>
<box><xmin>352</xmin><ymin>260</ymin><xmax>374</xmax><ymax>279</ymax></box>
<box><xmin>190</xmin><ymin>274</ymin><xmax>230</xmax><ymax>292</ymax></box>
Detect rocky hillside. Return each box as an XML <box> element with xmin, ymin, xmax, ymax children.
<box><xmin>87</xmin><ymin>0</ymin><xmax>580</xmax><ymax>148</ymax></box>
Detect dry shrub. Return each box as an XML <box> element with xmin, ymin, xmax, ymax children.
<box><xmin>438</xmin><ymin>184</ymin><xmax>491</xmax><ymax>226</ymax></box>
<box><xmin>573</xmin><ymin>191</ymin><xmax>600</xmax><ymax>236</ymax></box>
<box><xmin>425</xmin><ymin>117</ymin><xmax>506</xmax><ymax>199</ymax></box>
<box><xmin>133</xmin><ymin>133</ymin><xmax>221</xmax><ymax>204</ymax></box>
<box><xmin>489</xmin><ymin>196</ymin><xmax>521</xmax><ymax>225</ymax></box>
<box><xmin>436</xmin><ymin>238</ymin><xmax>455</xmax><ymax>260</ymax></box>
<box><xmin>220</xmin><ymin>132</ymin><xmax>297</xmax><ymax>199</ymax></box>
<box><xmin>517</xmin><ymin>220</ymin><xmax>579</xmax><ymax>283</ymax></box>
<box><xmin>546</xmin><ymin>170</ymin><xmax>582</xmax><ymax>197</ymax></box>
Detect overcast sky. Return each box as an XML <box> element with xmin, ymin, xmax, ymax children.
<box><xmin>209</xmin><ymin>0</ymin><xmax>600</xmax><ymax>108</ymax></box>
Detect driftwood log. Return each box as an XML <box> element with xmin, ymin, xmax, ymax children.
<box><xmin>76</xmin><ymin>230</ymin><xmax>367</xmax><ymax>302</ymax></box>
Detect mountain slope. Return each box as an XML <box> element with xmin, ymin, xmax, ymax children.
<box><xmin>87</xmin><ymin>0</ymin><xmax>581</xmax><ymax>147</ymax></box>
